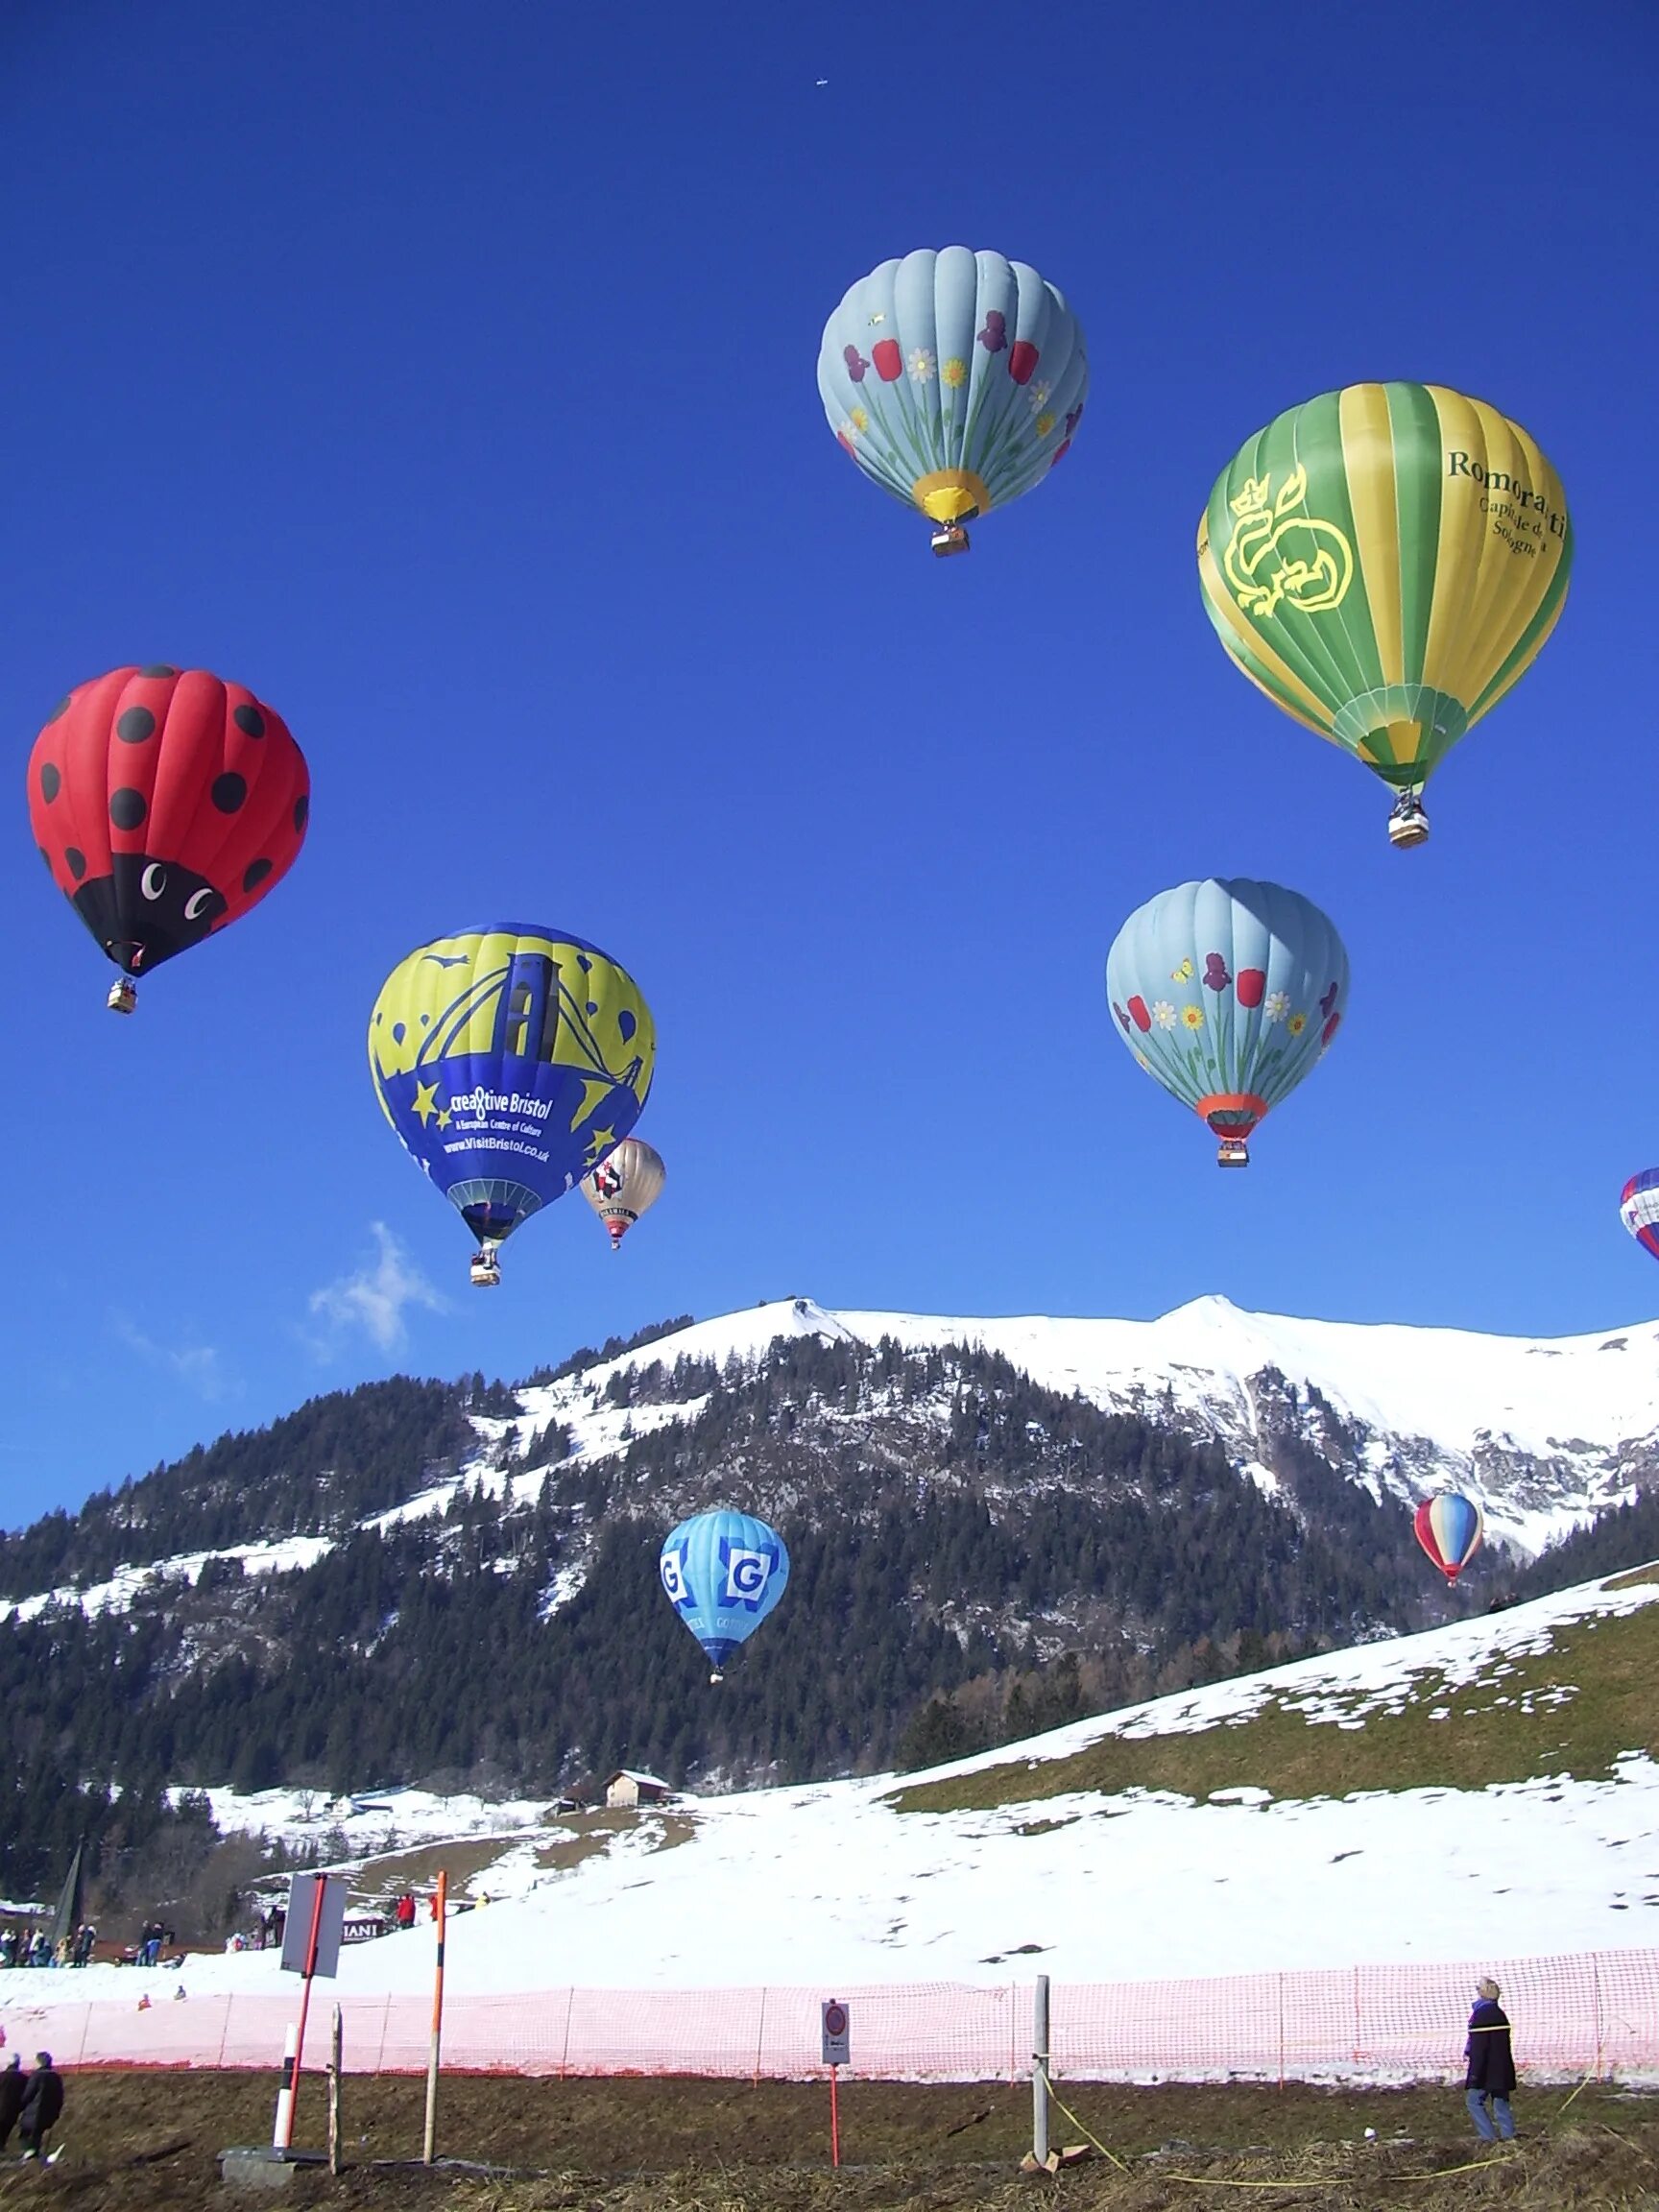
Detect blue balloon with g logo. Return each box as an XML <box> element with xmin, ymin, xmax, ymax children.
<box><xmin>660</xmin><ymin>1510</ymin><xmax>790</xmax><ymax>1680</ymax></box>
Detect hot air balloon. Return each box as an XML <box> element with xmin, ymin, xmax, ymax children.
<box><xmin>660</xmin><ymin>1510</ymin><xmax>789</xmax><ymax>1683</ymax></box>
<box><xmin>818</xmin><ymin>247</ymin><xmax>1087</xmax><ymax>557</ymax></box>
<box><xmin>582</xmin><ymin>1136</ymin><xmax>665</xmax><ymax>1251</ymax></box>
<box><xmin>27</xmin><ymin>665</ymin><xmax>310</xmax><ymax>1012</ymax></box>
<box><xmin>1197</xmin><ymin>384</ymin><xmax>1572</xmax><ymax>847</ymax></box>
<box><xmin>1414</xmin><ymin>1492</ymin><xmax>1484</xmax><ymax>1583</ymax></box>
<box><xmin>1106</xmin><ymin>878</ymin><xmax>1348</xmax><ymax>1166</ymax></box>
<box><xmin>369</xmin><ymin>926</ymin><xmax>655</xmax><ymax>1287</ymax></box>
<box><xmin>1620</xmin><ymin>1171</ymin><xmax>1659</xmax><ymax>1261</ymax></box>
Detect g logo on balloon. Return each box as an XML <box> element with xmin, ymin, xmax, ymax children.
<box><xmin>660</xmin><ymin>1550</ymin><xmax>692</xmax><ymax>1608</ymax></box>
<box><xmin>722</xmin><ymin>1545</ymin><xmax>774</xmax><ymax>1607</ymax></box>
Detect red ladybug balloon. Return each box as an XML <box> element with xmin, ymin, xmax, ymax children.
<box><xmin>28</xmin><ymin>665</ymin><xmax>309</xmax><ymax>1008</ymax></box>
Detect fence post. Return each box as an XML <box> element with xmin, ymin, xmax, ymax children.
<box><xmin>753</xmin><ymin>1987</ymin><xmax>767</xmax><ymax>2087</ymax></box>
<box><xmin>1352</xmin><ymin>1965</ymin><xmax>1362</xmax><ymax>2064</ymax></box>
<box><xmin>559</xmin><ymin>1986</ymin><xmax>574</xmax><ymax>2080</ymax></box>
<box><xmin>1031</xmin><ymin>1976</ymin><xmax>1051</xmax><ymax>2169</ymax></box>
<box><xmin>1277</xmin><ymin>1973</ymin><xmax>1286</xmax><ymax>2090</ymax></box>
<box><xmin>1594</xmin><ymin>1954</ymin><xmax>1604</xmax><ymax>2080</ymax></box>
<box><xmin>327</xmin><ymin>2006</ymin><xmax>343</xmax><ymax>2176</ymax></box>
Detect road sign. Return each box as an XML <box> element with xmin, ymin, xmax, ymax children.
<box><xmin>821</xmin><ymin>1998</ymin><xmax>851</xmax><ymax>2068</ymax></box>
<box><xmin>280</xmin><ymin>1874</ymin><xmax>349</xmax><ymax>1979</ymax></box>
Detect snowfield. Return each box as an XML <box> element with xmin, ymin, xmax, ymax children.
<box><xmin>7</xmin><ymin>1570</ymin><xmax>1658</xmax><ymax>2009</ymax></box>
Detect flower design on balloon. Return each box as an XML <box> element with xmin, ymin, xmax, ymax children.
<box><xmin>1203</xmin><ymin>953</ymin><xmax>1231</xmax><ymax>992</ymax></box>
<box><xmin>1264</xmin><ymin>990</ymin><xmax>1290</xmax><ymax>1022</ymax></box>
<box><xmin>1152</xmin><ymin>1000</ymin><xmax>1176</xmax><ymax>1029</ymax></box>
<box><xmin>977</xmin><ymin>310</ymin><xmax>1007</xmax><ymax>353</ymax></box>
<box><xmin>1126</xmin><ymin>997</ymin><xmax>1151</xmax><ymax>1032</ymax></box>
<box><xmin>843</xmin><ymin>346</ymin><xmax>868</xmax><ymax>382</ymax></box>
<box><xmin>1181</xmin><ymin>1004</ymin><xmax>1205</xmax><ymax>1032</ymax></box>
<box><xmin>942</xmin><ymin>357</ymin><xmax>968</xmax><ymax>389</ymax></box>
<box><xmin>1287</xmin><ymin>1011</ymin><xmax>1307</xmax><ymax>1036</ymax></box>
<box><xmin>907</xmin><ymin>348</ymin><xmax>936</xmax><ymax>384</ymax></box>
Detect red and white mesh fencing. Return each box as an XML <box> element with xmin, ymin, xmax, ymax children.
<box><xmin>1</xmin><ymin>1947</ymin><xmax>1655</xmax><ymax>2081</ymax></box>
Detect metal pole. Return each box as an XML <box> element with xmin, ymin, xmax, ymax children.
<box><xmin>830</xmin><ymin>2063</ymin><xmax>840</xmax><ymax>2169</ymax></box>
<box><xmin>276</xmin><ymin>1878</ymin><xmax>329</xmax><ymax>2152</ymax></box>
<box><xmin>1032</xmin><ymin>1974</ymin><xmax>1051</xmax><ymax>2168</ymax></box>
<box><xmin>422</xmin><ymin>1871</ymin><xmax>448</xmax><ymax>2166</ymax></box>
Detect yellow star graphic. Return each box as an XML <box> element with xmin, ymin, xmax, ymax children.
<box><xmin>412</xmin><ymin>1080</ymin><xmax>441</xmax><ymax>1126</ymax></box>
<box><xmin>436</xmin><ymin>1107</ymin><xmax>452</xmax><ymax>1130</ymax></box>
<box><xmin>585</xmin><ymin>1123</ymin><xmax>617</xmax><ymax>1163</ymax></box>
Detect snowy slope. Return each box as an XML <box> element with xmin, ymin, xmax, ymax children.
<box><xmin>7</xmin><ymin>1569</ymin><xmax>1656</xmax><ymax>2003</ymax></box>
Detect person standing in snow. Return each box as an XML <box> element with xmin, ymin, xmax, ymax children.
<box><xmin>0</xmin><ymin>2056</ymin><xmax>23</xmax><ymax>2153</ymax></box>
<box><xmin>1464</xmin><ymin>1978</ymin><xmax>1517</xmax><ymax>2140</ymax></box>
<box><xmin>16</xmin><ymin>2052</ymin><xmax>63</xmax><ymax>2160</ymax></box>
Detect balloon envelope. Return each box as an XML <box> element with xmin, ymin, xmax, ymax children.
<box><xmin>1620</xmin><ymin>1171</ymin><xmax>1659</xmax><ymax>1262</ymax></box>
<box><xmin>818</xmin><ymin>247</ymin><xmax>1086</xmax><ymax>533</ymax></box>
<box><xmin>660</xmin><ymin>1510</ymin><xmax>789</xmax><ymax>1670</ymax></box>
<box><xmin>1414</xmin><ymin>1493</ymin><xmax>1484</xmax><ymax>1582</ymax></box>
<box><xmin>369</xmin><ymin>925</ymin><xmax>655</xmax><ymax>1247</ymax></box>
<box><xmin>583</xmin><ymin>1137</ymin><xmax>665</xmax><ymax>1249</ymax></box>
<box><xmin>28</xmin><ymin>665</ymin><xmax>309</xmax><ymax>980</ymax></box>
<box><xmin>1105</xmin><ymin>878</ymin><xmax>1348</xmax><ymax>1159</ymax></box>
<box><xmin>1197</xmin><ymin>384</ymin><xmax>1572</xmax><ymax>800</ymax></box>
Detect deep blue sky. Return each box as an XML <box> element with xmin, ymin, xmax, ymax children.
<box><xmin>5</xmin><ymin>0</ymin><xmax>1656</xmax><ymax>1520</ymax></box>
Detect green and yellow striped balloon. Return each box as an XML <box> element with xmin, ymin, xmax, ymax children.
<box><xmin>1197</xmin><ymin>384</ymin><xmax>1572</xmax><ymax>834</ymax></box>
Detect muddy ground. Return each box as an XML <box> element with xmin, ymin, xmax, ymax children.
<box><xmin>0</xmin><ymin>2071</ymin><xmax>1654</xmax><ymax>2209</ymax></box>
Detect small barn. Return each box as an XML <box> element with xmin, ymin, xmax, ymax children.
<box><xmin>604</xmin><ymin>1768</ymin><xmax>673</xmax><ymax>1811</ymax></box>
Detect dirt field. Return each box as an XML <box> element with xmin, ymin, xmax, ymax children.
<box><xmin>0</xmin><ymin>2071</ymin><xmax>1655</xmax><ymax>2210</ymax></box>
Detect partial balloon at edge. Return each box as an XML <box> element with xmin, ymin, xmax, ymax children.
<box><xmin>1619</xmin><ymin>1170</ymin><xmax>1659</xmax><ymax>1262</ymax></box>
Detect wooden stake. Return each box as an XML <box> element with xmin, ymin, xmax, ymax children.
<box><xmin>422</xmin><ymin>1870</ymin><xmax>448</xmax><ymax>2166</ymax></box>
<box><xmin>327</xmin><ymin>2005</ymin><xmax>342</xmax><ymax>2176</ymax></box>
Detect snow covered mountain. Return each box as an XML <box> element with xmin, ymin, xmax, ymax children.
<box><xmin>495</xmin><ymin>1293</ymin><xmax>1659</xmax><ymax>1558</ymax></box>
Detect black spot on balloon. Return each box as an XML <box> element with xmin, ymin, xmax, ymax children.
<box><xmin>141</xmin><ymin>663</ymin><xmax>178</xmax><ymax>678</ymax></box>
<box><xmin>617</xmin><ymin>1009</ymin><xmax>637</xmax><ymax>1043</ymax></box>
<box><xmin>576</xmin><ymin>953</ymin><xmax>592</xmax><ymax>972</ymax></box>
<box><xmin>37</xmin><ymin>846</ymin><xmax>51</xmax><ymax>871</ymax></box>
<box><xmin>38</xmin><ymin>761</ymin><xmax>60</xmax><ymax>803</ymax></box>
<box><xmin>242</xmin><ymin>857</ymin><xmax>273</xmax><ymax>892</ymax></box>
<box><xmin>211</xmin><ymin>772</ymin><xmax>247</xmax><ymax>813</ymax></box>
<box><xmin>65</xmin><ymin>847</ymin><xmax>86</xmax><ymax>880</ymax></box>
<box><xmin>293</xmin><ymin>793</ymin><xmax>309</xmax><ymax>832</ymax></box>
<box><xmin>586</xmin><ymin>1000</ymin><xmax>598</xmax><ymax>1016</ymax></box>
<box><xmin>109</xmin><ymin>788</ymin><xmax>147</xmax><ymax>830</ymax></box>
<box><xmin>233</xmin><ymin>704</ymin><xmax>266</xmax><ymax>738</ymax></box>
<box><xmin>116</xmin><ymin>707</ymin><xmax>156</xmax><ymax>744</ymax></box>
<box><xmin>46</xmin><ymin>695</ymin><xmax>70</xmax><ymax>722</ymax></box>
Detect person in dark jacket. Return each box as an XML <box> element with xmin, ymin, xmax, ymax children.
<box><xmin>1464</xmin><ymin>1978</ymin><xmax>1517</xmax><ymax>2140</ymax></box>
<box><xmin>16</xmin><ymin>2053</ymin><xmax>64</xmax><ymax>2159</ymax></box>
<box><xmin>0</xmin><ymin>2056</ymin><xmax>23</xmax><ymax>2153</ymax></box>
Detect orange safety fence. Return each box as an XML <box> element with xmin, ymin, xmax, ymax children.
<box><xmin>0</xmin><ymin>1946</ymin><xmax>1655</xmax><ymax>2081</ymax></box>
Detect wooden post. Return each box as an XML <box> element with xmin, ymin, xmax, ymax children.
<box><xmin>327</xmin><ymin>2006</ymin><xmax>343</xmax><ymax>2176</ymax></box>
<box><xmin>1032</xmin><ymin>1974</ymin><xmax>1051</xmax><ymax>2169</ymax></box>
<box><xmin>829</xmin><ymin>2063</ymin><xmax>840</xmax><ymax>2169</ymax></box>
<box><xmin>422</xmin><ymin>1871</ymin><xmax>448</xmax><ymax>2166</ymax></box>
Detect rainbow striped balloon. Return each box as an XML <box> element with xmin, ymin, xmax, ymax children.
<box><xmin>1414</xmin><ymin>1493</ymin><xmax>1484</xmax><ymax>1584</ymax></box>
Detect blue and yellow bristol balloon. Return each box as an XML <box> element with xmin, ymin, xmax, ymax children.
<box><xmin>369</xmin><ymin>924</ymin><xmax>655</xmax><ymax>1286</ymax></box>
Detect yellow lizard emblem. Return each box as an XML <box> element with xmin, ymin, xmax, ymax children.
<box><xmin>1222</xmin><ymin>466</ymin><xmax>1353</xmax><ymax>618</ymax></box>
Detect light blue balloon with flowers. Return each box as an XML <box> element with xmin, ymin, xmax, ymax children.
<box><xmin>660</xmin><ymin>1509</ymin><xmax>790</xmax><ymax>1681</ymax></box>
